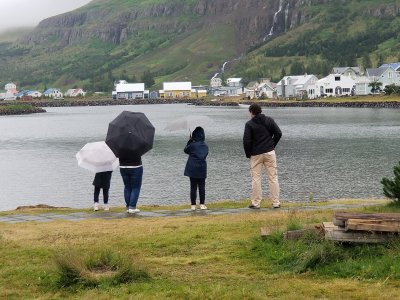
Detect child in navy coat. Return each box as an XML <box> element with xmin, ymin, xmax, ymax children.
<box><xmin>92</xmin><ymin>171</ymin><xmax>112</xmax><ymax>211</ymax></box>
<box><xmin>184</xmin><ymin>126</ymin><xmax>209</xmax><ymax>210</ymax></box>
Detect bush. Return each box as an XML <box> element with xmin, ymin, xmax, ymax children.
<box><xmin>55</xmin><ymin>249</ymin><xmax>150</xmax><ymax>289</ymax></box>
<box><xmin>381</xmin><ymin>161</ymin><xmax>400</xmax><ymax>202</ymax></box>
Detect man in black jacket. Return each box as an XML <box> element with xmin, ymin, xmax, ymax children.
<box><xmin>243</xmin><ymin>104</ymin><xmax>282</xmax><ymax>209</ymax></box>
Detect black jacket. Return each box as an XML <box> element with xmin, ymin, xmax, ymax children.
<box><xmin>243</xmin><ymin>113</ymin><xmax>282</xmax><ymax>158</ymax></box>
<box><xmin>118</xmin><ymin>149</ymin><xmax>142</xmax><ymax>167</ymax></box>
<box><xmin>93</xmin><ymin>171</ymin><xmax>113</xmax><ymax>189</ymax></box>
<box><xmin>184</xmin><ymin>127</ymin><xmax>209</xmax><ymax>178</ymax></box>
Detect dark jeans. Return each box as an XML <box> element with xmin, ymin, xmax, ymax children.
<box><xmin>94</xmin><ymin>187</ymin><xmax>109</xmax><ymax>204</ymax></box>
<box><xmin>190</xmin><ymin>177</ymin><xmax>205</xmax><ymax>205</ymax></box>
<box><xmin>120</xmin><ymin>167</ymin><xmax>143</xmax><ymax>209</ymax></box>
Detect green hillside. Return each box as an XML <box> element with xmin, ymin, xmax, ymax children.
<box><xmin>0</xmin><ymin>0</ymin><xmax>399</xmax><ymax>91</ymax></box>
<box><xmin>231</xmin><ymin>1</ymin><xmax>400</xmax><ymax>82</ymax></box>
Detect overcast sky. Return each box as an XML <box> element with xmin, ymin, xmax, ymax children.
<box><xmin>0</xmin><ymin>0</ymin><xmax>92</xmax><ymax>32</ymax></box>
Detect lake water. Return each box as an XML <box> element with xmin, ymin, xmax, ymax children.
<box><xmin>0</xmin><ymin>104</ymin><xmax>399</xmax><ymax>211</ymax></box>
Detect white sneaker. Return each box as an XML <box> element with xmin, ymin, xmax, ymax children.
<box><xmin>200</xmin><ymin>204</ymin><xmax>208</xmax><ymax>210</ymax></box>
<box><xmin>128</xmin><ymin>208</ymin><xmax>140</xmax><ymax>214</ymax></box>
<box><xmin>191</xmin><ymin>205</ymin><xmax>196</xmax><ymax>211</ymax></box>
<box><xmin>104</xmin><ymin>204</ymin><xmax>109</xmax><ymax>211</ymax></box>
<box><xmin>273</xmin><ymin>203</ymin><xmax>281</xmax><ymax>208</ymax></box>
<box><xmin>93</xmin><ymin>203</ymin><xmax>99</xmax><ymax>211</ymax></box>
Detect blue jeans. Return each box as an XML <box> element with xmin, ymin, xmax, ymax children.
<box><xmin>120</xmin><ymin>167</ymin><xmax>143</xmax><ymax>209</ymax></box>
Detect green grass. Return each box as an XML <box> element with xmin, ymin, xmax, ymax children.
<box><xmin>1</xmin><ymin>200</ymin><xmax>400</xmax><ymax>298</ymax></box>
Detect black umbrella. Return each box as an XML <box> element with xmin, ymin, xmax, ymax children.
<box><xmin>106</xmin><ymin>111</ymin><xmax>155</xmax><ymax>157</ymax></box>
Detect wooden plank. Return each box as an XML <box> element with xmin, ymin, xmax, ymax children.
<box><xmin>345</xmin><ymin>219</ymin><xmax>400</xmax><ymax>233</ymax></box>
<box><xmin>334</xmin><ymin>212</ymin><xmax>400</xmax><ymax>222</ymax></box>
<box><xmin>323</xmin><ymin>222</ymin><xmax>394</xmax><ymax>243</ymax></box>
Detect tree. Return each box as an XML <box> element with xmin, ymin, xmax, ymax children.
<box><xmin>368</xmin><ymin>80</ymin><xmax>382</xmax><ymax>94</ymax></box>
<box><xmin>290</xmin><ymin>61</ymin><xmax>306</xmax><ymax>75</ymax></box>
<box><xmin>381</xmin><ymin>161</ymin><xmax>400</xmax><ymax>203</ymax></box>
<box><xmin>362</xmin><ymin>54</ymin><xmax>372</xmax><ymax>70</ymax></box>
<box><xmin>280</xmin><ymin>67</ymin><xmax>286</xmax><ymax>79</ymax></box>
<box><xmin>141</xmin><ymin>70</ymin><xmax>155</xmax><ymax>88</ymax></box>
<box><xmin>384</xmin><ymin>84</ymin><xmax>400</xmax><ymax>95</ymax></box>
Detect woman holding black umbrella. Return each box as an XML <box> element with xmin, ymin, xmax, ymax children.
<box><xmin>119</xmin><ymin>149</ymin><xmax>143</xmax><ymax>213</ymax></box>
<box><xmin>106</xmin><ymin>111</ymin><xmax>155</xmax><ymax>214</ymax></box>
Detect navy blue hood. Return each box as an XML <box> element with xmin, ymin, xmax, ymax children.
<box><xmin>192</xmin><ymin>126</ymin><xmax>205</xmax><ymax>141</ymax></box>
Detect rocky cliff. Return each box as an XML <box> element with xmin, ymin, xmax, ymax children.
<box><xmin>20</xmin><ymin>0</ymin><xmax>332</xmax><ymax>52</ymax></box>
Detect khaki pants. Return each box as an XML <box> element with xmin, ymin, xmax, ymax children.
<box><xmin>250</xmin><ymin>150</ymin><xmax>280</xmax><ymax>207</ymax></box>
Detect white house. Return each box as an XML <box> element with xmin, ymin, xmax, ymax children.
<box><xmin>115</xmin><ymin>83</ymin><xmax>146</xmax><ymax>99</ymax></box>
<box><xmin>3</xmin><ymin>82</ymin><xmax>18</xmax><ymax>100</ymax></box>
<box><xmin>44</xmin><ymin>88</ymin><xmax>63</xmax><ymax>98</ymax></box>
<box><xmin>316</xmin><ymin>74</ymin><xmax>356</xmax><ymax>97</ymax></box>
<box><xmin>245</xmin><ymin>81</ymin><xmax>259</xmax><ymax>99</ymax></box>
<box><xmin>277</xmin><ymin>75</ymin><xmax>318</xmax><ymax>99</ymax></box>
<box><xmin>226</xmin><ymin>78</ymin><xmax>243</xmax><ymax>87</ymax></box>
<box><xmin>354</xmin><ymin>76</ymin><xmax>372</xmax><ymax>96</ymax></box>
<box><xmin>332</xmin><ymin>67</ymin><xmax>362</xmax><ymax>79</ymax></box>
<box><xmin>160</xmin><ymin>82</ymin><xmax>192</xmax><ymax>99</ymax></box>
<box><xmin>257</xmin><ymin>79</ymin><xmax>276</xmax><ymax>99</ymax></box>
<box><xmin>210</xmin><ymin>77</ymin><xmax>222</xmax><ymax>88</ymax></box>
<box><xmin>366</xmin><ymin>67</ymin><xmax>400</xmax><ymax>89</ymax></box>
<box><xmin>27</xmin><ymin>91</ymin><xmax>43</xmax><ymax>98</ymax></box>
<box><xmin>380</xmin><ymin>62</ymin><xmax>400</xmax><ymax>72</ymax></box>
<box><xmin>5</xmin><ymin>82</ymin><xmax>17</xmax><ymax>92</ymax></box>
<box><xmin>65</xmin><ymin>88</ymin><xmax>86</xmax><ymax>97</ymax></box>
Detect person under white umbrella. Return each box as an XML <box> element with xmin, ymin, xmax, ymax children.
<box><xmin>164</xmin><ymin>115</ymin><xmax>213</xmax><ymax>135</ymax></box>
<box><xmin>76</xmin><ymin>141</ymin><xmax>119</xmax><ymax>211</ymax></box>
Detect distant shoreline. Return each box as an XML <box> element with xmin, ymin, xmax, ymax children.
<box><xmin>0</xmin><ymin>104</ymin><xmax>46</xmax><ymax>116</ymax></box>
<box><xmin>1</xmin><ymin>98</ymin><xmax>400</xmax><ymax>111</ymax></box>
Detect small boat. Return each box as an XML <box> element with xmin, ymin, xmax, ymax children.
<box><xmin>238</xmin><ymin>103</ymin><xmax>250</xmax><ymax>108</ymax></box>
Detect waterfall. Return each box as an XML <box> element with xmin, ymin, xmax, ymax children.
<box><xmin>263</xmin><ymin>0</ymin><xmax>290</xmax><ymax>41</ymax></box>
<box><xmin>221</xmin><ymin>61</ymin><xmax>229</xmax><ymax>73</ymax></box>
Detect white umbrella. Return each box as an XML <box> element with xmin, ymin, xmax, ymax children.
<box><xmin>76</xmin><ymin>141</ymin><xmax>119</xmax><ymax>173</ymax></box>
<box><xmin>164</xmin><ymin>115</ymin><xmax>213</xmax><ymax>132</ymax></box>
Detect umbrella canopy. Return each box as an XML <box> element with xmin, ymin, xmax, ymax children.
<box><xmin>164</xmin><ymin>115</ymin><xmax>213</xmax><ymax>132</ymax></box>
<box><xmin>106</xmin><ymin>111</ymin><xmax>155</xmax><ymax>157</ymax></box>
<box><xmin>76</xmin><ymin>141</ymin><xmax>119</xmax><ymax>173</ymax></box>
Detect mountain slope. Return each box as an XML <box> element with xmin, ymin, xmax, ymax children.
<box><xmin>0</xmin><ymin>0</ymin><xmax>399</xmax><ymax>91</ymax></box>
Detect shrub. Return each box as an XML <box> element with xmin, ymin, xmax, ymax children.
<box><xmin>381</xmin><ymin>161</ymin><xmax>400</xmax><ymax>202</ymax></box>
<box><xmin>54</xmin><ymin>249</ymin><xmax>150</xmax><ymax>289</ymax></box>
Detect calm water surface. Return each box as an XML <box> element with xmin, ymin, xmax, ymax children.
<box><xmin>0</xmin><ymin>104</ymin><xmax>399</xmax><ymax>211</ymax></box>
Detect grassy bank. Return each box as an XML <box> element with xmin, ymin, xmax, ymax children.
<box><xmin>1</xmin><ymin>199</ymin><xmax>400</xmax><ymax>299</ymax></box>
<box><xmin>0</xmin><ymin>104</ymin><xmax>45</xmax><ymax>115</ymax></box>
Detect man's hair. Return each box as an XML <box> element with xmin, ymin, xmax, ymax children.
<box><xmin>249</xmin><ymin>104</ymin><xmax>262</xmax><ymax>115</ymax></box>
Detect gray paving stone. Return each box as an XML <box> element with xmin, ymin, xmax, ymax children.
<box><xmin>0</xmin><ymin>216</ymin><xmax>18</xmax><ymax>222</ymax></box>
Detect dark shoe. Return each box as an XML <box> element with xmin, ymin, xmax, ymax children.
<box><xmin>248</xmin><ymin>205</ymin><xmax>260</xmax><ymax>209</ymax></box>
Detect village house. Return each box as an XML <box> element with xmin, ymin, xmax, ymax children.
<box><xmin>226</xmin><ymin>78</ymin><xmax>243</xmax><ymax>88</ymax></box>
<box><xmin>159</xmin><ymin>82</ymin><xmax>192</xmax><ymax>99</ymax></box>
<box><xmin>366</xmin><ymin>66</ymin><xmax>400</xmax><ymax>89</ymax></box>
<box><xmin>380</xmin><ymin>62</ymin><xmax>400</xmax><ymax>72</ymax></box>
<box><xmin>277</xmin><ymin>74</ymin><xmax>318</xmax><ymax>99</ymax></box>
<box><xmin>354</xmin><ymin>76</ymin><xmax>372</xmax><ymax>96</ymax></box>
<box><xmin>245</xmin><ymin>81</ymin><xmax>259</xmax><ymax>99</ymax></box>
<box><xmin>316</xmin><ymin>74</ymin><xmax>356</xmax><ymax>97</ymax></box>
<box><xmin>191</xmin><ymin>86</ymin><xmax>208</xmax><ymax>98</ymax></box>
<box><xmin>2</xmin><ymin>82</ymin><xmax>18</xmax><ymax>100</ymax></box>
<box><xmin>44</xmin><ymin>88</ymin><xmax>63</xmax><ymax>99</ymax></box>
<box><xmin>210</xmin><ymin>77</ymin><xmax>222</xmax><ymax>88</ymax></box>
<box><xmin>332</xmin><ymin>67</ymin><xmax>363</xmax><ymax>79</ymax></box>
<box><xmin>115</xmin><ymin>83</ymin><xmax>147</xmax><ymax>99</ymax></box>
<box><xmin>257</xmin><ymin>79</ymin><xmax>276</xmax><ymax>99</ymax></box>
<box><xmin>65</xmin><ymin>88</ymin><xmax>86</xmax><ymax>98</ymax></box>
